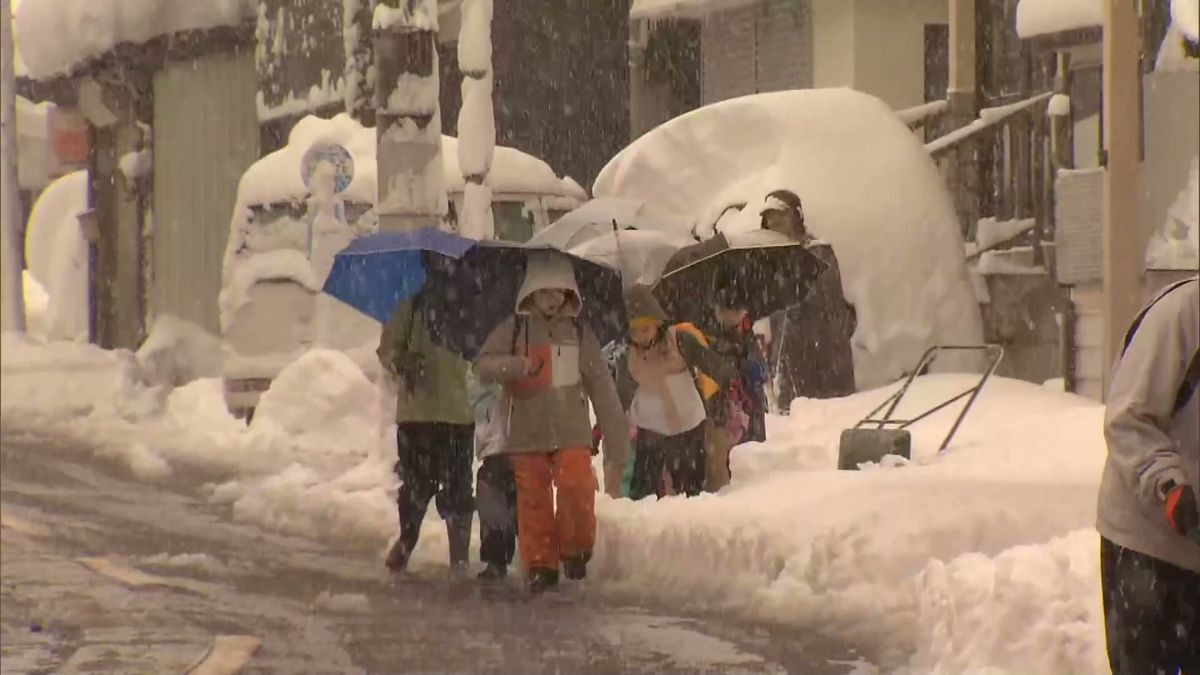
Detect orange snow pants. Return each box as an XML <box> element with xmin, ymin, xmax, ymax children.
<box><xmin>508</xmin><ymin>447</ymin><xmax>596</xmax><ymax>572</ymax></box>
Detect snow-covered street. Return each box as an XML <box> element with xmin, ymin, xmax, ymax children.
<box><xmin>1</xmin><ymin>334</ymin><xmax>1118</xmax><ymax>673</ymax></box>
<box><xmin>4</xmin><ymin>0</ymin><xmax>1197</xmax><ymax>671</ymax></box>
<box><xmin>1</xmin><ymin>429</ymin><xmax>862</xmax><ymax>674</ymax></box>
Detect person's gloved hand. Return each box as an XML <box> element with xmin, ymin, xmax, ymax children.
<box><xmin>1163</xmin><ymin>482</ymin><xmax>1199</xmax><ymax>539</ymax></box>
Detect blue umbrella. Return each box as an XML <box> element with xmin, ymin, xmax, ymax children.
<box><xmin>321</xmin><ymin>227</ymin><xmax>476</xmax><ymax>323</ymax></box>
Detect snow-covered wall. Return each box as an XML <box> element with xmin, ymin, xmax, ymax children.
<box><xmin>594</xmin><ymin>88</ymin><xmax>985</xmax><ymax>389</ymax></box>
<box><xmin>14</xmin><ymin>0</ymin><xmax>258</xmax><ymax>79</ymax></box>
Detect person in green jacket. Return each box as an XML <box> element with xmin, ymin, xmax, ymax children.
<box><xmin>378</xmin><ymin>296</ymin><xmax>475</xmax><ymax>577</ymax></box>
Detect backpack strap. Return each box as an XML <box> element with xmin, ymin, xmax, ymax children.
<box><xmin>1121</xmin><ymin>279</ymin><xmax>1196</xmax><ymax>355</ymax></box>
<box><xmin>1176</xmin><ymin>349</ymin><xmax>1200</xmax><ymax>414</ymax></box>
<box><xmin>1120</xmin><ymin>278</ymin><xmax>1199</xmax><ymax>416</ymax></box>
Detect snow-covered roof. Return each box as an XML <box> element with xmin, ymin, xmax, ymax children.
<box><xmin>1015</xmin><ymin>0</ymin><xmax>1102</xmax><ymax>38</ymax></box>
<box><xmin>630</xmin><ymin>0</ymin><xmax>756</xmax><ymax>20</ymax></box>
<box><xmin>1174</xmin><ymin>0</ymin><xmax>1200</xmax><ymax>41</ymax></box>
<box><xmin>593</xmin><ymin>88</ymin><xmax>984</xmax><ymax>389</ymax></box>
<box><xmin>13</xmin><ymin>0</ymin><xmax>258</xmax><ymax>79</ymax></box>
<box><xmin>237</xmin><ymin>114</ymin><xmax>580</xmax><ymax>207</ymax></box>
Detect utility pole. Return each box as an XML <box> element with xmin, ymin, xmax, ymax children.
<box><xmin>1101</xmin><ymin>0</ymin><xmax>1143</xmax><ymax>398</ymax></box>
<box><xmin>374</xmin><ymin>0</ymin><xmax>445</xmax><ymax>233</ymax></box>
<box><xmin>1</xmin><ymin>0</ymin><xmax>26</xmax><ymax>333</ymax></box>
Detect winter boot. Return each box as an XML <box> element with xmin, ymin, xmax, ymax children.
<box><xmin>447</xmin><ymin>517</ymin><xmax>471</xmax><ymax>578</ymax></box>
<box><xmin>477</xmin><ymin>563</ymin><xmax>508</xmax><ymax>582</ymax></box>
<box><xmin>528</xmin><ymin>567</ymin><xmax>559</xmax><ymax>594</ymax></box>
<box><xmin>384</xmin><ymin>537</ymin><xmax>411</xmax><ymax>572</ymax></box>
<box><xmin>562</xmin><ymin>553</ymin><xmax>590</xmax><ymax>581</ymax></box>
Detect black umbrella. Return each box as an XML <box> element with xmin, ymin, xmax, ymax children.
<box><xmin>654</xmin><ymin>230</ymin><xmax>828</xmax><ymax>328</ymax></box>
<box><xmin>421</xmin><ymin>241</ymin><xmax>628</xmax><ymax>361</ymax></box>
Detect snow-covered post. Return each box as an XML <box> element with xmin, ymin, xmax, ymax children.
<box><xmin>0</xmin><ymin>0</ymin><xmax>25</xmax><ymax>333</ymax></box>
<box><xmin>456</xmin><ymin>0</ymin><xmax>495</xmax><ymax>240</ymax></box>
<box><xmin>373</xmin><ymin>0</ymin><xmax>446</xmax><ymax>232</ymax></box>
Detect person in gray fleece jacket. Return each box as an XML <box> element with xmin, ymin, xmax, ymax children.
<box><xmin>1096</xmin><ymin>276</ymin><xmax>1198</xmax><ymax>675</ymax></box>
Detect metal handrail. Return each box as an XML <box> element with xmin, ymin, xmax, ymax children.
<box><xmin>854</xmin><ymin>345</ymin><xmax>1005</xmax><ymax>453</ymax></box>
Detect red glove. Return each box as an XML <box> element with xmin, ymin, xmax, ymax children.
<box><xmin>1164</xmin><ymin>483</ymin><xmax>1199</xmax><ymax>537</ymax></box>
<box><xmin>591</xmin><ymin>424</ymin><xmax>602</xmax><ymax>456</ymax></box>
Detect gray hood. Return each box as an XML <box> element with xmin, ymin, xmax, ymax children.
<box><xmin>516</xmin><ymin>251</ymin><xmax>582</xmax><ymax>317</ymax></box>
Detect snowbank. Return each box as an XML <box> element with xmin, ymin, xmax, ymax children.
<box><xmin>594</xmin><ymin>89</ymin><xmax>984</xmax><ymax>389</ymax></box>
<box><xmin>14</xmin><ymin>0</ymin><xmax>258</xmax><ymax>79</ymax></box>
<box><xmin>235</xmin><ymin>114</ymin><xmax>574</xmax><ymax>208</ymax></box>
<box><xmin>592</xmin><ymin>375</ymin><xmax>1107</xmax><ymax>671</ymax></box>
<box><xmin>0</xmin><ymin>334</ymin><xmax>143</xmax><ymax>423</ymax></box>
<box><xmin>136</xmin><ymin>315</ymin><xmax>222</xmax><ymax>388</ymax></box>
<box><xmin>23</xmin><ymin>170</ymin><xmax>89</xmax><ymax>341</ymax></box>
<box><xmin>1015</xmin><ymin>0</ymin><xmax>1102</xmax><ymax>38</ymax></box>
<box><xmin>3</xmin><ymin>333</ymin><xmax>1115</xmax><ymax>672</ymax></box>
<box><xmin>1146</xmin><ymin>156</ymin><xmax>1200</xmax><ymax>271</ymax></box>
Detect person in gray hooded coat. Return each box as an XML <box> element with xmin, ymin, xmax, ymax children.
<box><xmin>1096</xmin><ymin>276</ymin><xmax>1199</xmax><ymax>675</ymax></box>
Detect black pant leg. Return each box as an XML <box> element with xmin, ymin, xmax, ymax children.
<box><xmin>395</xmin><ymin>424</ymin><xmax>438</xmax><ymax>556</ymax></box>
<box><xmin>1101</xmin><ymin>537</ymin><xmax>1200</xmax><ymax>675</ymax></box>
<box><xmin>477</xmin><ymin>456</ymin><xmax>516</xmax><ymax>567</ymax></box>
<box><xmin>630</xmin><ymin>429</ymin><xmax>666</xmax><ymax>500</ymax></box>
<box><xmin>433</xmin><ymin>423</ymin><xmax>476</xmax><ymax>522</ymax></box>
<box><xmin>666</xmin><ymin>423</ymin><xmax>707</xmax><ymax>497</ymax></box>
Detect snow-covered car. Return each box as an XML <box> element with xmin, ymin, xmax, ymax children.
<box><xmin>593</xmin><ymin>88</ymin><xmax>986</xmax><ymax>391</ymax></box>
<box><xmin>220</xmin><ymin>114</ymin><xmax>585</xmax><ymax>418</ymax></box>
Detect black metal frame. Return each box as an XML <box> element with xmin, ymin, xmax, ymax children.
<box><xmin>852</xmin><ymin>345</ymin><xmax>1006</xmax><ymax>454</ymax></box>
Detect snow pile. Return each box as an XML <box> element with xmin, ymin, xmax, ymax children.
<box><xmin>1014</xmin><ymin>0</ymin><xmax>1102</xmax><ymax>38</ymax></box>
<box><xmin>594</xmin><ymin>89</ymin><xmax>985</xmax><ymax>389</ymax></box>
<box><xmin>22</xmin><ymin>170</ymin><xmax>89</xmax><ymax>342</ymax></box>
<box><xmin>1048</xmin><ymin>94</ymin><xmax>1071</xmax><ymax>117</ymax></box>
<box><xmin>185</xmin><ymin>352</ymin><xmax>396</xmax><ymax>543</ymax></box>
<box><xmin>592</xmin><ymin>375</ymin><xmax>1108</xmax><ymax>671</ymax></box>
<box><xmin>1174</xmin><ymin>0</ymin><xmax>1200</xmax><ymax>41</ymax></box>
<box><xmin>22</xmin><ymin>271</ymin><xmax>50</xmax><ymax>337</ymax></box>
<box><xmin>136</xmin><ymin>314</ymin><xmax>222</xmax><ymax>388</ymax></box>
<box><xmin>1146</xmin><ymin>156</ymin><xmax>1200</xmax><ymax>271</ymax></box>
<box><xmin>118</xmin><ymin>149</ymin><xmax>152</xmax><ymax>181</ymax></box>
<box><xmin>14</xmin><ymin>0</ymin><xmax>258</xmax><ymax>79</ymax></box>
<box><xmin>0</xmin><ymin>333</ymin><xmax>143</xmax><ymax>424</ymax></box>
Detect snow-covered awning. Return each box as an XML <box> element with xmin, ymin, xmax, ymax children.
<box><xmin>630</xmin><ymin>0</ymin><xmax>756</xmax><ymax>21</ymax></box>
<box><xmin>1015</xmin><ymin>0</ymin><xmax>1102</xmax><ymax>38</ymax></box>
<box><xmin>13</xmin><ymin>0</ymin><xmax>258</xmax><ymax>80</ymax></box>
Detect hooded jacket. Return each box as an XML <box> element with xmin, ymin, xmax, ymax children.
<box><xmin>1097</xmin><ymin>277</ymin><xmax>1200</xmax><ymax>572</ymax></box>
<box><xmin>475</xmin><ymin>253</ymin><xmax>629</xmax><ymax>496</ymax></box>
<box><xmin>377</xmin><ymin>298</ymin><xmax>472</xmax><ymax>425</ymax></box>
